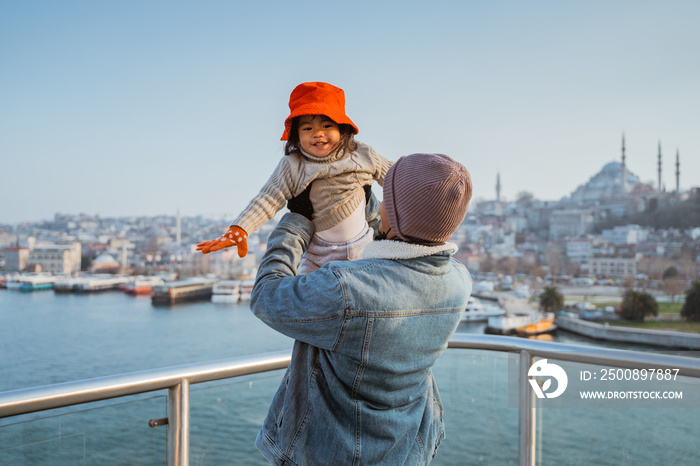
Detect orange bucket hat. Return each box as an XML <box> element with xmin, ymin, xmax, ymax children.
<box><xmin>281</xmin><ymin>82</ymin><xmax>359</xmax><ymax>141</ymax></box>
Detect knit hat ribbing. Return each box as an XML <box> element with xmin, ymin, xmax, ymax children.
<box><xmin>384</xmin><ymin>153</ymin><xmax>472</xmax><ymax>244</ymax></box>
<box><xmin>281</xmin><ymin>82</ymin><xmax>359</xmax><ymax>141</ymax></box>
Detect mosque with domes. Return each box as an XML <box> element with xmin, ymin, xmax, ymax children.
<box><xmin>560</xmin><ymin>134</ymin><xmax>683</xmax><ymax>216</ymax></box>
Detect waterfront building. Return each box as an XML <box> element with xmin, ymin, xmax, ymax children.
<box><xmin>29</xmin><ymin>242</ymin><xmax>82</xmax><ymax>275</ymax></box>
<box><xmin>585</xmin><ymin>256</ymin><xmax>637</xmax><ymax>278</ymax></box>
<box><xmin>3</xmin><ymin>247</ymin><xmax>29</xmax><ymax>272</ymax></box>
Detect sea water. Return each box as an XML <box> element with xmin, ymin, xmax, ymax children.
<box><xmin>1</xmin><ymin>290</ymin><xmax>698</xmax><ymax>465</ymax></box>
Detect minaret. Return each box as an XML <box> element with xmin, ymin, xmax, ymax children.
<box><xmin>657</xmin><ymin>141</ymin><xmax>662</xmax><ymax>193</ymax></box>
<box><xmin>496</xmin><ymin>172</ymin><xmax>501</xmax><ymax>203</ymax></box>
<box><xmin>675</xmin><ymin>149</ymin><xmax>680</xmax><ymax>195</ymax></box>
<box><xmin>176</xmin><ymin>209</ymin><xmax>182</xmax><ymax>246</ymax></box>
<box><xmin>120</xmin><ymin>241</ymin><xmax>127</xmax><ymax>274</ymax></box>
<box><xmin>621</xmin><ymin>133</ymin><xmax>627</xmax><ymax>193</ymax></box>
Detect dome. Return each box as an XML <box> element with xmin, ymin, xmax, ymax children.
<box><xmin>568</xmin><ymin>160</ymin><xmax>644</xmax><ymax>203</ymax></box>
<box><xmin>89</xmin><ymin>253</ymin><xmax>121</xmax><ymax>273</ymax></box>
<box><xmin>601</xmin><ymin>161</ymin><xmax>622</xmax><ymax>173</ymax></box>
<box><xmin>93</xmin><ymin>254</ymin><xmax>118</xmax><ymax>263</ymax></box>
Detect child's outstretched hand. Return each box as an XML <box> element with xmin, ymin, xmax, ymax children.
<box><xmin>196</xmin><ymin>225</ymin><xmax>248</xmax><ymax>257</ymax></box>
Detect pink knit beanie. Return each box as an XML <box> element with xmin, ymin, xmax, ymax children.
<box><xmin>384</xmin><ymin>153</ymin><xmax>472</xmax><ymax>244</ymax></box>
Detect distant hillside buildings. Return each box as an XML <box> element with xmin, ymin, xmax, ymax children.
<box><xmin>456</xmin><ymin>135</ymin><xmax>699</xmax><ymax>280</ymax></box>
<box><xmin>1</xmin><ymin>136</ymin><xmax>698</xmax><ymax>282</ymax></box>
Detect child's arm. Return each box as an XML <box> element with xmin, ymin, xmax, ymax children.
<box><xmin>197</xmin><ymin>157</ymin><xmax>301</xmax><ymax>257</ymax></box>
<box><xmin>371</xmin><ymin>149</ymin><xmax>394</xmax><ymax>186</ymax></box>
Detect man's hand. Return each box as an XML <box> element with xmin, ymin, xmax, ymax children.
<box><xmin>196</xmin><ymin>225</ymin><xmax>249</xmax><ymax>257</ymax></box>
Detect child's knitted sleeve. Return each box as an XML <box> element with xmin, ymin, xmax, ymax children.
<box><xmin>231</xmin><ymin>157</ymin><xmax>299</xmax><ymax>235</ymax></box>
<box><xmin>370</xmin><ymin>147</ymin><xmax>394</xmax><ymax>186</ymax></box>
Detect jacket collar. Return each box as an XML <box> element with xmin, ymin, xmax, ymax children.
<box><xmin>362</xmin><ymin>240</ymin><xmax>458</xmax><ymax>260</ymax></box>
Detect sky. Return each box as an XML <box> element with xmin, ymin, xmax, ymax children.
<box><xmin>2</xmin><ymin>0</ymin><xmax>699</xmax><ymax>224</ymax></box>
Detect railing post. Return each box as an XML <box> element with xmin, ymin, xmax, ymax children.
<box><xmin>168</xmin><ymin>380</ymin><xmax>190</xmax><ymax>466</ymax></box>
<box><xmin>519</xmin><ymin>350</ymin><xmax>536</xmax><ymax>466</ymax></box>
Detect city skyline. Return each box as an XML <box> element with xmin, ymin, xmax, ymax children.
<box><xmin>2</xmin><ymin>1</ymin><xmax>699</xmax><ymax>224</ymax></box>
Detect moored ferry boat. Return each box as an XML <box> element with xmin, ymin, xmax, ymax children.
<box><xmin>461</xmin><ymin>297</ymin><xmax>506</xmax><ymax>322</ymax></box>
<box><xmin>211</xmin><ymin>280</ymin><xmax>241</xmax><ymax>304</ymax></box>
<box><xmin>486</xmin><ymin>314</ymin><xmax>540</xmax><ymax>335</ymax></box>
<box><xmin>515</xmin><ymin>313</ymin><xmax>556</xmax><ymax>337</ymax></box>
<box><xmin>3</xmin><ymin>274</ymin><xmax>23</xmax><ymax>290</ymax></box>
<box><xmin>18</xmin><ymin>274</ymin><xmax>56</xmax><ymax>291</ymax></box>
<box><xmin>73</xmin><ymin>276</ymin><xmax>130</xmax><ymax>293</ymax></box>
<box><xmin>124</xmin><ymin>276</ymin><xmax>165</xmax><ymax>295</ymax></box>
<box><xmin>239</xmin><ymin>279</ymin><xmax>255</xmax><ymax>301</ymax></box>
<box><xmin>151</xmin><ymin>278</ymin><xmax>216</xmax><ymax>305</ymax></box>
<box><xmin>54</xmin><ymin>277</ymin><xmax>82</xmax><ymax>293</ymax></box>
<box><xmin>486</xmin><ymin>312</ymin><xmax>556</xmax><ymax>336</ymax></box>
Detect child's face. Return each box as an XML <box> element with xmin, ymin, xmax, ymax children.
<box><xmin>297</xmin><ymin>115</ymin><xmax>341</xmax><ymax>158</ymax></box>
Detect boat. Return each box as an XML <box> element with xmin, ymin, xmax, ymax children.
<box><xmin>3</xmin><ymin>274</ymin><xmax>23</xmax><ymax>290</ymax></box>
<box><xmin>151</xmin><ymin>278</ymin><xmax>216</xmax><ymax>305</ymax></box>
<box><xmin>211</xmin><ymin>280</ymin><xmax>241</xmax><ymax>304</ymax></box>
<box><xmin>124</xmin><ymin>276</ymin><xmax>165</xmax><ymax>295</ymax></box>
<box><xmin>486</xmin><ymin>312</ymin><xmax>557</xmax><ymax>336</ymax></box>
<box><xmin>486</xmin><ymin>313</ymin><xmax>541</xmax><ymax>335</ymax></box>
<box><xmin>461</xmin><ymin>297</ymin><xmax>506</xmax><ymax>322</ymax></box>
<box><xmin>19</xmin><ymin>275</ymin><xmax>56</xmax><ymax>291</ymax></box>
<box><xmin>73</xmin><ymin>276</ymin><xmax>130</xmax><ymax>293</ymax></box>
<box><xmin>54</xmin><ymin>277</ymin><xmax>82</xmax><ymax>293</ymax></box>
<box><xmin>239</xmin><ymin>279</ymin><xmax>255</xmax><ymax>301</ymax></box>
<box><xmin>515</xmin><ymin>314</ymin><xmax>556</xmax><ymax>337</ymax></box>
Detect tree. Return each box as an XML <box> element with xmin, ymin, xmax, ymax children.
<box><xmin>530</xmin><ymin>266</ymin><xmax>547</xmax><ymax>280</ymax></box>
<box><xmin>660</xmin><ymin>278</ymin><xmax>686</xmax><ymax>303</ymax></box>
<box><xmin>681</xmin><ymin>281</ymin><xmax>700</xmax><ymax>322</ymax></box>
<box><xmin>545</xmin><ymin>245</ymin><xmax>562</xmax><ymax>277</ymax></box>
<box><xmin>539</xmin><ymin>286</ymin><xmax>564</xmax><ymax>312</ymax></box>
<box><xmin>619</xmin><ymin>289</ymin><xmax>658</xmax><ymax>323</ymax></box>
<box><xmin>622</xmin><ymin>275</ymin><xmax>636</xmax><ymax>290</ymax></box>
<box><xmin>662</xmin><ymin>266</ymin><xmax>679</xmax><ymax>280</ymax></box>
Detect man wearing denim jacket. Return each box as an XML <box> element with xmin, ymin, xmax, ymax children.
<box><xmin>251</xmin><ymin>153</ymin><xmax>473</xmax><ymax>465</ymax></box>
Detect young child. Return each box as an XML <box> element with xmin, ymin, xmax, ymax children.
<box><xmin>197</xmin><ymin>82</ymin><xmax>394</xmax><ymax>274</ymax></box>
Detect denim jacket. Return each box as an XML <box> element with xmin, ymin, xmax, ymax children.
<box><xmin>251</xmin><ymin>213</ymin><xmax>471</xmax><ymax>465</ymax></box>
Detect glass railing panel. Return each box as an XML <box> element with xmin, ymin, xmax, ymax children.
<box><xmin>0</xmin><ymin>395</ymin><xmax>167</xmax><ymax>465</ymax></box>
<box><xmin>189</xmin><ymin>371</ymin><xmax>286</xmax><ymax>465</ymax></box>
<box><xmin>532</xmin><ymin>359</ymin><xmax>700</xmax><ymax>465</ymax></box>
<box><xmin>431</xmin><ymin>349</ymin><xmax>520</xmax><ymax>465</ymax></box>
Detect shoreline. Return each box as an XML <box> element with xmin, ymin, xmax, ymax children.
<box><xmin>555</xmin><ymin>314</ymin><xmax>700</xmax><ymax>350</ymax></box>
<box><xmin>475</xmin><ymin>290</ymin><xmax>699</xmax><ymax>349</ymax></box>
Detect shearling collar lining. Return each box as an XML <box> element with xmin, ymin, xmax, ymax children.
<box><xmin>362</xmin><ymin>240</ymin><xmax>458</xmax><ymax>260</ymax></box>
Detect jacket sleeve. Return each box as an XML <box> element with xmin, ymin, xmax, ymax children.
<box><xmin>250</xmin><ymin>213</ymin><xmax>346</xmax><ymax>349</ymax></box>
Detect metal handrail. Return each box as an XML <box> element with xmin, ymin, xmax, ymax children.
<box><xmin>0</xmin><ymin>350</ymin><xmax>292</xmax><ymax>418</ymax></box>
<box><xmin>0</xmin><ymin>350</ymin><xmax>291</xmax><ymax>466</ymax></box>
<box><xmin>448</xmin><ymin>334</ymin><xmax>700</xmax><ymax>466</ymax></box>
<box><xmin>2</xmin><ymin>335</ymin><xmax>700</xmax><ymax>466</ymax></box>
<box><xmin>448</xmin><ymin>334</ymin><xmax>700</xmax><ymax>378</ymax></box>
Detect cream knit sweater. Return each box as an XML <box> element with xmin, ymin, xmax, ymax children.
<box><xmin>232</xmin><ymin>142</ymin><xmax>393</xmax><ymax>234</ymax></box>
